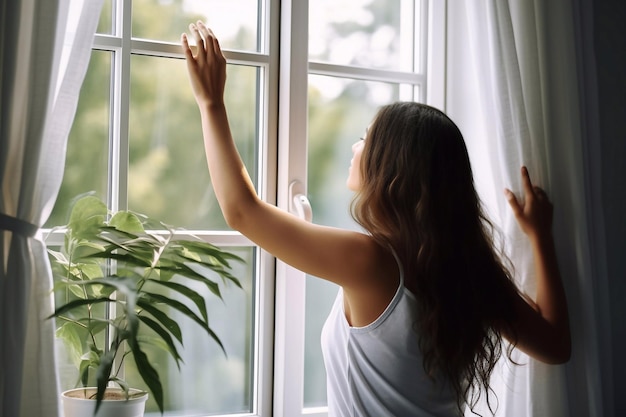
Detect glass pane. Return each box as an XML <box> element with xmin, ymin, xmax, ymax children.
<box><xmin>128</xmin><ymin>55</ymin><xmax>259</xmax><ymax>230</ymax></box>
<box><xmin>132</xmin><ymin>0</ymin><xmax>260</xmax><ymax>52</ymax></box>
<box><xmin>96</xmin><ymin>0</ymin><xmax>113</xmax><ymax>34</ymax></box>
<box><xmin>309</xmin><ymin>0</ymin><xmax>416</xmax><ymax>70</ymax></box>
<box><xmin>46</xmin><ymin>51</ymin><xmax>111</xmax><ymax>228</ymax></box>
<box><xmin>303</xmin><ymin>75</ymin><xmax>401</xmax><ymax>407</ymax></box>
<box><xmin>127</xmin><ymin>246</ymin><xmax>255</xmax><ymax>416</ymax></box>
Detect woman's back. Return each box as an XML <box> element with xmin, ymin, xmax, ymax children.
<box><xmin>322</xmin><ymin>281</ymin><xmax>460</xmax><ymax>417</ymax></box>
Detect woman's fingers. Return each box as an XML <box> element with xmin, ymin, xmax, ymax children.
<box><xmin>504</xmin><ymin>188</ymin><xmax>523</xmax><ymax>218</ymax></box>
<box><xmin>183</xmin><ymin>22</ymin><xmax>224</xmax><ymax>64</ymax></box>
<box><xmin>505</xmin><ymin>167</ymin><xmax>554</xmax><ymax>239</ymax></box>
<box><xmin>181</xmin><ymin>33</ymin><xmax>194</xmax><ymax>61</ymax></box>
<box><xmin>521</xmin><ymin>166</ymin><xmax>535</xmax><ymax>200</ymax></box>
<box><xmin>534</xmin><ymin>186</ymin><xmax>547</xmax><ymax>201</ymax></box>
<box><xmin>196</xmin><ymin>21</ymin><xmax>212</xmax><ymax>48</ymax></box>
<box><xmin>187</xmin><ymin>22</ymin><xmax>211</xmax><ymax>63</ymax></box>
<box><xmin>195</xmin><ymin>22</ymin><xmax>224</xmax><ymax>60</ymax></box>
<box><xmin>207</xmin><ymin>27</ymin><xmax>223</xmax><ymax>58</ymax></box>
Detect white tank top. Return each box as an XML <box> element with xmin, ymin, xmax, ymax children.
<box><xmin>321</xmin><ymin>269</ymin><xmax>461</xmax><ymax>417</ymax></box>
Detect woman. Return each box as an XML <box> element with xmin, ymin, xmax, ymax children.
<box><xmin>181</xmin><ymin>22</ymin><xmax>571</xmax><ymax>416</ymax></box>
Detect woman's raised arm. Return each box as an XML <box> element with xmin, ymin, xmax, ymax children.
<box><xmin>503</xmin><ymin>166</ymin><xmax>571</xmax><ymax>364</ymax></box>
<box><xmin>180</xmin><ymin>22</ymin><xmax>391</xmax><ymax>296</ymax></box>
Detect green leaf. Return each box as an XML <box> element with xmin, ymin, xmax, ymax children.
<box><xmin>145</xmin><ymin>278</ymin><xmax>209</xmax><ymax>322</ymax></box>
<box><xmin>48</xmin><ymin>249</ymin><xmax>68</xmax><ymax>265</ymax></box>
<box><xmin>98</xmin><ymin>226</ymin><xmax>143</xmax><ymax>243</ymax></box>
<box><xmin>137</xmin><ymin>316</ymin><xmax>183</xmax><ymax>366</ymax></box>
<box><xmin>84</xmin><ymin>318</ymin><xmax>110</xmax><ymax>336</ymax></box>
<box><xmin>166</xmin><ymin>248</ymin><xmax>244</xmax><ymax>288</ymax></box>
<box><xmin>72</xmin><ymin>240</ymin><xmax>107</xmax><ymax>262</ymax></box>
<box><xmin>129</xmin><ymin>340</ymin><xmax>164</xmax><ymax>414</ymax></box>
<box><xmin>87</xmin><ymin>250</ymin><xmax>153</xmax><ymax>269</ymax></box>
<box><xmin>51</xmin><ymin>278</ymin><xmax>84</xmax><ymax>299</ymax></box>
<box><xmin>110</xmin><ymin>377</ymin><xmax>131</xmax><ymax>398</ymax></box>
<box><xmin>83</xmin><ymin>347</ymin><xmax>103</xmax><ymax>362</ymax></box>
<box><xmin>68</xmin><ymin>196</ymin><xmax>107</xmax><ymax>223</ymax></box>
<box><xmin>174</xmin><ymin>240</ymin><xmax>244</xmax><ymax>265</ymax></box>
<box><xmin>95</xmin><ymin>344</ymin><xmax>117</xmax><ymax>413</ymax></box>
<box><xmin>75</xmin><ymin>262</ymin><xmax>104</xmax><ymax>280</ymax></box>
<box><xmin>180</xmin><ymin>245</ymin><xmax>202</xmax><ymax>262</ymax></box>
<box><xmin>110</xmin><ymin>211</ymin><xmax>145</xmax><ymax>234</ymax></box>
<box><xmin>73</xmin><ymin>276</ymin><xmax>139</xmax><ymax>306</ymax></box>
<box><xmin>141</xmin><ymin>292</ymin><xmax>225</xmax><ymax>354</ymax></box>
<box><xmin>50</xmin><ymin>297</ymin><xmax>113</xmax><ymax>318</ymax></box>
<box><xmin>136</xmin><ymin>299</ymin><xmax>182</xmax><ymax>344</ymax></box>
<box><xmin>67</xmin><ymin>196</ymin><xmax>107</xmax><ymax>240</ymax></box>
<box><xmin>78</xmin><ymin>359</ymin><xmax>92</xmax><ymax>388</ymax></box>
<box><xmin>68</xmin><ymin>285</ymin><xmax>86</xmax><ymax>300</ymax></box>
<box><xmin>156</xmin><ymin>264</ymin><xmax>222</xmax><ymax>298</ymax></box>
<box><xmin>56</xmin><ymin>322</ymin><xmax>85</xmax><ymax>368</ymax></box>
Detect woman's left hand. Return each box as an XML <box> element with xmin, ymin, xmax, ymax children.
<box><xmin>504</xmin><ymin>166</ymin><xmax>554</xmax><ymax>242</ymax></box>
<box><xmin>181</xmin><ymin>21</ymin><xmax>227</xmax><ymax>107</ymax></box>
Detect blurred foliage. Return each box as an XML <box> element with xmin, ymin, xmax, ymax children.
<box><xmin>309</xmin><ymin>0</ymin><xmax>404</xmax><ymax>69</ymax></box>
<box><xmin>46</xmin><ymin>1</ymin><xmax>257</xmax><ymax>230</ymax></box>
<box><xmin>132</xmin><ymin>0</ymin><xmax>259</xmax><ymax>50</ymax></box>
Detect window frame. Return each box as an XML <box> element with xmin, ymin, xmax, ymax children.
<box><xmin>273</xmin><ymin>1</ymin><xmax>447</xmax><ymax>416</ymax></box>
<box><xmin>45</xmin><ymin>0</ymin><xmax>279</xmax><ymax>416</ymax></box>
<box><xmin>45</xmin><ymin>0</ymin><xmax>445</xmax><ymax>415</ymax></box>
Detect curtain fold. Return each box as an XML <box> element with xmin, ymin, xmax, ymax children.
<box><xmin>446</xmin><ymin>0</ymin><xmax>605</xmax><ymax>416</ymax></box>
<box><xmin>0</xmin><ymin>1</ymin><xmax>103</xmax><ymax>416</ymax></box>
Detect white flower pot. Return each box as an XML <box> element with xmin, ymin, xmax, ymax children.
<box><xmin>61</xmin><ymin>387</ymin><xmax>148</xmax><ymax>417</ymax></box>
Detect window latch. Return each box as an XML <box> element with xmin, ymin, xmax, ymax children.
<box><xmin>288</xmin><ymin>181</ymin><xmax>312</xmax><ymax>222</ymax></box>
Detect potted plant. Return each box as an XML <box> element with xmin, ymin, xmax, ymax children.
<box><xmin>47</xmin><ymin>195</ymin><xmax>243</xmax><ymax>416</ymax></box>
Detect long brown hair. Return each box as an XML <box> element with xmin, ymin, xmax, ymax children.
<box><xmin>351</xmin><ymin>102</ymin><xmax>518</xmax><ymax>414</ymax></box>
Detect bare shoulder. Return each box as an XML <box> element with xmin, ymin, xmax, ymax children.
<box><xmin>342</xmin><ymin>238</ymin><xmax>401</xmax><ymax>327</ymax></box>
<box><xmin>240</xmin><ymin>199</ymin><xmax>399</xmax><ymax>326</ymax></box>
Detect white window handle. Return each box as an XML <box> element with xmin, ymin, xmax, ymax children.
<box><xmin>288</xmin><ymin>181</ymin><xmax>312</xmax><ymax>222</ymax></box>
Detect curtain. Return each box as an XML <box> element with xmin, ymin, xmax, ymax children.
<box><xmin>446</xmin><ymin>1</ymin><xmax>607</xmax><ymax>416</ymax></box>
<box><xmin>0</xmin><ymin>1</ymin><xmax>104</xmax><ymax>416</ymax></box>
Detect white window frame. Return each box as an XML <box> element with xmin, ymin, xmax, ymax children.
<box><xmin>273</xmin><ymin>1</ymin><xmax>447</xmax><ymax>416</ymax></box>
<box><xmin>46</xmin><ymin>0</ymin><xmax>445</xmax><ymax>415</ymax></box>
<box><xmin>46</xmin><ymin>0</ymin><xmax>280</xmax><ymax>416</ymax></box>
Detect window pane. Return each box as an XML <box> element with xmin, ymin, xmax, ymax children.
<box><xmin>132</xmin><ymin>0</ymin><xmax>261</xmax><ymax>52</ymax></box>
<box><xmin>126</xmin><ymin>246</ymin><xmax>255</xmax><ymax>416</ymax></box>
<box><xmin>46</xmin><ymin>51</ymin><xmax>111</xmax><ymax>228</ymax></box>
<box><xmin>304</xmin><ymin>75</ymin><xmax>401</xmax><ymax>407</ymax></box>
<box><xmin>128</xmin><ymin>56</ymin><xmax>259</xmax><ymax>230</ymax></box>
<box><xmin>309</xmin><ymin>0</ymin><xmax>416</xmax><ymax>71</ymax></box>
<box><xmin>96</xmin><ymin>0</ymin><xmax>113</xmax><ymax>35</ymax></box>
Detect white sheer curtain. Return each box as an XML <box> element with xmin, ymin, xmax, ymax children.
<box><xmin>446</xmin><ymin>1</ymin><xmax>606</xmax><ymax>416</ymax></box>
<box><xmin>0</xmin><ymin>1</ymin><xmax>103</xmax><ymax>416</ymax></box>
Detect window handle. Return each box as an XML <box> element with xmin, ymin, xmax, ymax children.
<box><xmin>288</xmin><ymin>181</ymin><xmax>312</xmax><ymax>222</ymax></box>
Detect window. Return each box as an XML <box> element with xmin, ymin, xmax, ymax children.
<box><xmin>47</xmin><ymin>1</ymin><xmax>274</xmax><ymax>415</ymax></box>
<box><xmin>275</xmin><ymin>2</ymin><xmax>444</xmax><ymax>416</ymax></box>
<box><xmin>46</xmin><ymin>0</ymin><xmax>443</xmax><ymax>415</ymax></box>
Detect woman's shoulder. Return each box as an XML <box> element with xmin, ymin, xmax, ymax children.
<box><xmin>342</xmin><ymin>242</ymin><xmax>401</xmax><ymax>327</ymax></box>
